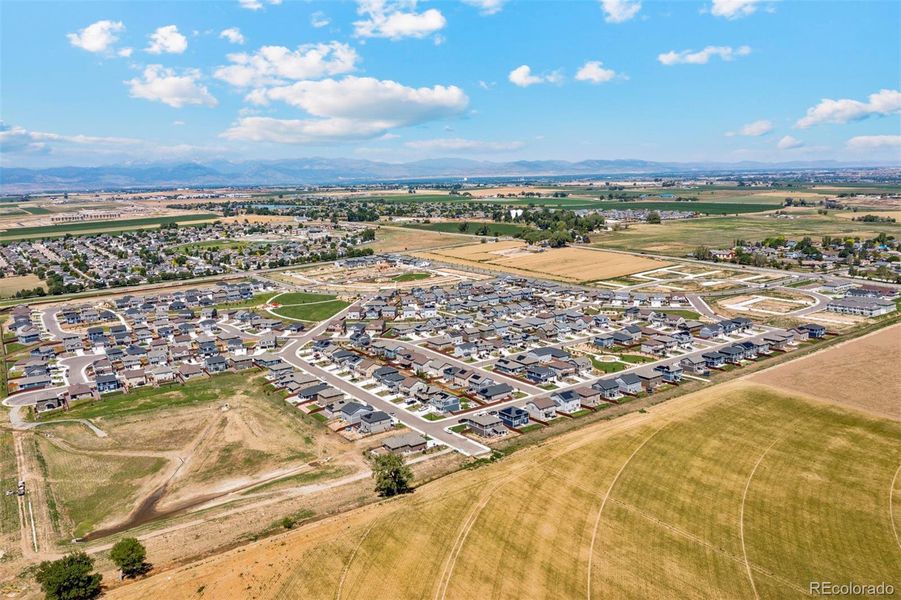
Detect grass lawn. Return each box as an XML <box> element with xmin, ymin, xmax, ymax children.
<box><xmin>590</xmin><ymin>357</ymin><xmax>626</xmax><ymax>373</ymax></box>
<box><xmin>272</xmin><ymin>291</ymin><xmax>337</xmax><ymax>304</ymax></box>
<box><xmin>423</xmin><ymin>413</ymin><xmax>446</xmax><ymax>421</ymax></box>
<box><xmin>619</xmin><ymin>353</ymin><xmax>653</xmax><ymax>364</ymax></box>
<box><xmin>38</xmin><ymin>372</ymin><xmax>256</xmax><ymax>421</ymax></box>
<box><xmin>449</xmin><ymin>424</ymin><xmax>468</xmax><ymax>433</ymax></box>
<box><xmin>215</xmin><ymin>291</ymin><xmax>279</xmax><ymax>310</ymax></box>
<box><xmin>272</xmin><ymin>300</ymin><xmax>349</xmax><ymax>322</ymax></box>
<box><xmin>170</xmin><ymin>239</ymin><xmax>248</xmax><ymax>252</ymax></box>
<box><xmin>391</xmin><ymin>272</ymin><xmax>431</xmax><ymax>282</ymax></box>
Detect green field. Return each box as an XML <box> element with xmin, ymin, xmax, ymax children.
<box><xmin>391</xmin><ymin>272</ymin><xmax>431</xmax><ymax>282</ymax></box>
<box><xmin>38</xmin><ymin>372</ymin><xmax>255</xmax><ymax>421</ymax></box>
<box><xmin>624</xmin><ymin>201</ymin><xmax>776</xmax><ymax>214</ymax></box>
<box><xmin>271</xmin><ymin>291</ymin><xmax>337</xmax><ymax>304</ymax></box>
<box><xmin>593</xmin><ymin>213</ymin><xmax>901</xmax><ymax>256</ymax></box>
<box><xmin>170</xmin><ymin>239</ymin><xmax>249</xmax><ymax>252</ymax></box>
<box><xmin>35</xmin><ymin>436</ymin><xmax>165</xmax><ymax>538</ymax></box>
<box><xmin>0</xmin><ymin>213</ymin><xmax>220</xmax><ymax>241</ymax></box>
<box><xmin>272</xmin><ymin>299</ymin><xmax>349</xmax><ymax>322</ymax></box>
<box><xmin>400</xmin><ymin>221</ymin><xmax>532</xmax><ymax>236</ymax></box>
<box><xmin>0</xmin><ymin>431</ymin><xmax>18</xmax><ymax>540</ymax></box>
<box><xmin>17</xmin><ymin>205</ymin><xmax>51</xmax><ymax>215</ymax></box>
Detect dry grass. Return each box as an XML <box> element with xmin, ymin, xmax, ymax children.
<box><xmin>370</xmin><ymin>226</ymin><xmax>472</xmax><ymax>253</ymax></box>
<box><xmin>750</xmin><ymin>323</ymin><xmax>901</xmax><ymax>420</ymax></box>
<box><xmin>0</xmin><ymin>274</ymin><xmax>44</xmax><ymax>297</ymax></box>
<box><xmin>417</xmin><ymin>241</ymin><xmax>667</xmax><ymax>283</ymax></box>
<box><xmin>107</xmin><ymin>332</ymin><xmax>901</xmax><ymax>600</ymax></box>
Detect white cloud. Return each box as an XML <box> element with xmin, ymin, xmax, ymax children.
<box><xmin>146</xmin><ymin>25</ymin><xmax>188</xmax><ymax>54</ymax></box>
<box><xmin>311</xmin><ymin>11</ymin><xmax>331</xmax><ymax>28</ymax></box>
<box><xmin>777</xmin><ymin>135</ymin><xmax>803</xmax><ymax>150</ymax></box>
<box><xmin>354</xmin><ymin>0</ymin><xmax>446</xmax><ymax>40</ymax></box>
<box><xmin>214</xmin><ymin>42</ymin><xmax>359</xmax><ymax>88</ymax></box>
<box><xmin>405</xmin><ymin>137</ymin><xmax>524</xmax><ymax>152</ymax></box>
<box><xmin>126</xmin><ymin>65</ymin><xmax>218</xmax><ymax>108</ymax></box>
<box><xmin>726</xmin><ymin>119</ymin><xmax>773</xmax><ymax>137</ymax></box>
<box><xmin>0</xmin><ymin>122</ymin><xmax>140</xmax><ymax>155</ymax></box>
<box><xmin>710</xmin><ymin>0</ymin><xmax>761</xmax><ymax>19</ymax></box>
<box><xmin>67</xmin><ymin>20</ymin><xmax>125</xmax><ymax>54</ymax></box>
<box><xmin>219</xmin><ymin>27</ymin><xmax>245</xmax><ymax>45</ymax></box>
<box><xmin>600</xmin><ymin>0</ymin><xmax>641</xmax><ymax>23</ymax></box>
<box><xmin>172</xmin><ymin>120</ymin><xmax>186</xmax><ymax>126</ymax></box>
<box><xmin>658</xmin><ymin>45</ymin><xmax>751</xmax><ymax>65</ymax></box>
<box><xmin>478</xmin><ymin>80</ymin><xmax>496</xmax><ymax>90</ymax></box>
<box><xmin>508</xmin><ymin>65</ymin><xmax>562</xmax><ymax>87</ymax></box>
<box><xmin>575</xmin><ymin>60</ymin><xmax>617</xmax><ymax>83</ymax></box>
<box><xmin>117</xmin><ymin>47</ymin><xmax>133</xmax><ymax>58</ymax></box>
<box><xmin>239</xmin><ymin>0</ymin><xmax>281</xmax><ymax>10</ymax></box>
<box><xmin>462</xmin><ymin>0</ymin><xmax>507</xmax><ymax>15</ymax></box>
<box><xmin>846</xmin><ymin>135</ymin><xmax>901</xmax><ymax>151</ymax></box>
<box><xmin>795</xmin><ymin>89</ymin><xmax>901</xmax><ymax>128</ymax></box>
<box><xmin>224</xmin><ymin>76</ymin><xmax>468</xmax><ymax>143</ymax></box>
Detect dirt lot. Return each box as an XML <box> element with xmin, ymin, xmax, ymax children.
<box><xmin>28</xmin><ymin>374</ymin><xmax>359</xmax><ymax>542</ymax></box>
<box><xmin>750</xmin><ymin>323</ymin><xmax>901</xmax><ymax>420</ymax></box>
<box><xmin>417</xmin><ymin>241</ymin><xmax>667</xmax><ymax>283</ymax></box>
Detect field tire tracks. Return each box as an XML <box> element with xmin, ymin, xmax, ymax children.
<box><xmin>586</xmin><ymin>424</ymin><xmax>667</xmax><ymax>600</ymax></box>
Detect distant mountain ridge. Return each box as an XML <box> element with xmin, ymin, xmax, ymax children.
<box><xmin>1</xmin><ymin>157</ymin><xmax>894</xmax><ymax>193</ymax></box>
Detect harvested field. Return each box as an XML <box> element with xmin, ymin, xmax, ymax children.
<box><xmin>750</xmin><ymin>323</ymin><xmax>901</xmax><ymax>420</ymax></box>
<box><xmin>106</xmin><ymin>326</ymin><xmax>901</xmax><ymax>599</ymax></box>
<box><xmin>370</xmin><ymin>226</ymin><xmax>473</xmax><ymax>253</ymax></box>
<box><xmin>0</xmin><ymin>273</ymin><xmax>44</xmax><ymax>297</ymax></box>
<box><xmin>417</xmin><ymin>241</ymin><xmax>667</xmax><ymax>283</ymax></box>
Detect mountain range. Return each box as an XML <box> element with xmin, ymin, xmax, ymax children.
<box><xmin>1</xmin><ymin>157</ymin><xmax>895</xmax><ymax>193</ymax></box>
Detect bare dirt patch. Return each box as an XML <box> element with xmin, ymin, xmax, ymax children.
<box><xmin>750</xmin><ymin>323</ymin><xmax>901</xmax><ymax>420</ymax></box>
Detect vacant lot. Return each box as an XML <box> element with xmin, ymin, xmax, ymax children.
<box><xmin>108</xmin><ymin>328</ymin><xmax>901</xmax><ymax>599</ymax></box>
<box><xmin>750</xmin><ymin>323</ymin><xmax>901</xmax><ymax>420</ymax></box>
<box><xmin>418</xmin><ymin>241</ymin><xmax>667</xmax><ymax>283</ymax></box>
<box><xmin>31</xmin><ymin>373</ymin><xmax>352</xmax><ymax>540</ymax></box>
<box><xmin>0</xmin><ymin>273</ymin><xmax>44</xmax><ymax>297</ymax></box>
<box><xmin>370</xmin><ymin>226</ymin><xmax>473</xmax><ymax>253</ymax></box>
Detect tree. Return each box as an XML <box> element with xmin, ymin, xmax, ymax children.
<box><xmin>35</xmin><ymin>552</ymin><xmax>102</xmax><ymax>600</ymax></box>
<box><xmin>645</xmin><ymin>211</ymin><xmax>662</xmax><ymax>224</ymax></box>
<box><xmin>372</xmin><ymin>453</ymin><xmax>413</xmax><ymax>497</ymax></box>
<box><xmin>110</xmin><ymin>537</ymin><xmax>150</xmax><ymax>578</ymax></box>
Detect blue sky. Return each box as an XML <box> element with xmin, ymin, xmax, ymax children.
<box><xmin>1</xmin><ymin>0</ymin><xmax>899</xmax><ymax>167</ymax></box>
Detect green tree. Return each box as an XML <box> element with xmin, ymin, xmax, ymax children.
<box><xmin>110</xmin><ymin>537</ymin><xmax>149</xmax><ymax>578</ymax></box>
<box><xmin>35</xmin><ymin>552</ymin><xmax>102</xmax><ymax>600</ymax></box>
<box><xmin>372</xmin><ymin>453</ymin><xmax>413</xmax><ymax>497</ymax></box>
<box><xmin>645</xmin><ymin>211</ymin><xmax>662</xmax><ymax>224</ymax></box>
